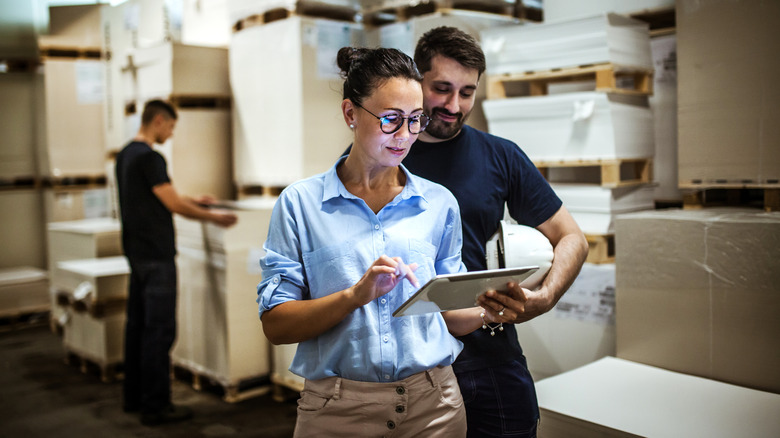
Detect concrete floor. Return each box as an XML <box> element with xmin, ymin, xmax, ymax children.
<box><xmin>0</xmin><ymin>319</ymin><xmax>298</xmax><ymax>437</ymax></box>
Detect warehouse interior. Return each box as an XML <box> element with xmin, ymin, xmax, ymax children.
<box><xmin>0</xmin><ymin>0</ymin><xmax>778</xmax><ymax>436</ymax></box>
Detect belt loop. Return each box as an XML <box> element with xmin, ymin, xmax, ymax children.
<box><xmin>333</xmin><ymin>377</ymin><xmax>342</xmax><ymax>400</ymax></box>
<box><xmin>426</xmin><ymin>367</ymin><xmax>440</xmax><ymax>389</ymax></box>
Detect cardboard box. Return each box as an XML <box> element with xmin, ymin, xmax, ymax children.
<box><xmin>484</xmin><ymin>92</ymin><xmax>654</xmax><ymax>161</ymax></box>
<box><xmin>0</xmin><ymin>73</ymin><xmax>42</xmax><ymax>180</ymax></box>
<box><xmin>54</xmin><ymin>256</ymin><xmax>129</xmax><ymax>308</ymax></box>
<box><xmin>173</xmin><ymin>198</ymin><xmax>276</xmax><ymax>386</ymax></box>
<box><xmin>677</xmin><ymin>0</ymin><xmax>780</xmax><ymax>185</ymax></box>
<box><xmin>132</xmin><ymin>42</ymin><xmax>230</xmax><ymax>100</ymax></box>
<box><xmin>0</xmin><ymin>189</ymin><xmax>47</xmax><ymax>270</ymax></box>
<box><xmin>62</xmin><ymin>306</ymin><xmax>125</xmax><ymax>367</ymax></box>
<box><xmin>38</xmin><ymin>4</ymin><xmax>104</xmax><ymax>49</ymax></box>
<box><xmin>0</xmin><ymin>267</ymin><xmax>49</xmax><ymax>317</ymax></box>
<box><xmin>46</xmin><ymin>218</ymin><xmax>123</xmax><ymax>288</ymax></box>
<box><xmin>230</xmin><ymin>16</ymin><xmax>361</xmax><ymax>187</ymax></box>
<box><xmin>40</xmin><ymin>58</ymin><xmax>107</xmax><ymax>177</ymax></box>
<box><xmin>649</xmin><ymin>33</ymin><xmax>680</xmax><ymax>202</ymax></box>
<box><xmin>481</xmin><ymin>13</ymin><xmax>653</xmax><ymax>75</ymax></box>
<box><xmin>536</xmin><ymin>357</ymin><xmax>780</xmax><ymax>438</ymax></box>
<box><xmin>615</xmin><ymin>208</ymin><xmax>780</xmax><ymax>393</ymax></box>
<box><xmin>517</xmin><ymin>263</ymin><xmax>616</xmax><ymax>381</ymax></box>
<box><xmin>43</xmin><ymin>187</ymin><xmax>111</xmax><ymax>223</ymax></box>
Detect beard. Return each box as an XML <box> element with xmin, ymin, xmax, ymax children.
<box><xmin>423</xmin><ymin>107</ymin><xmax>468</xmax><ymax>140</ymax></box>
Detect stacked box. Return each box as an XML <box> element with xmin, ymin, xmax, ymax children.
<box><xmin>484</xmin><ymin>92</ymin><xmax>654</xmax><ymax>162</ymax></box>
<box><xmin>230</xmin><ymin>16</ymin><xmax>361</xmax><ymax>188</ymax></box>
<box><xmin>43</xmin><ymin>187</ymin><xmax>111</xmax><ymax>223</ymax></box>
<box><xmin>173</xmin><ymin>198</ymin><xmax>276</xmax><ymax>388</ymax></box>
<box><xmin>543</xmin><ymin>0</ymin><xmax>674</xmax><ymax>22</ymax></box>
<box><xmin>0</xmin><ymin>73</ymin><xmax>42</xmax><ymax>181</ymax></box>
<box><xmin>677</xmin><ymin>0</ymin><xmax>780</xmax><ymax>185</ymax></box>
<box><xmin>0</xmin><ymin>189</ymin><xmax>47</xmax><ymax>270</ymax></box>
<box><xmin>535</xmin><ymin>357</ymin><xmax>780</xmax><ymax>438</ymax></box>
<box><xmin>54</xmin><ymin>256</ymin><xmax>129</xmax><ymax>310</ymax></box>
<box><xmin>615</xmin><ymin>208</ymin><xmax>780</xmax><ymax>394</ymax></box>
<box><xmin>480</xmin><ymin>13</ymin><xmax>653</xmax><ymax>75</ymax></box>
<box><xmin>62</xmin><ymin>307</ymin><xmax>126</xmax><ymax>370</ymax></box>
<box><xmin>38</xmin><ymin>4</ymin><xmax>104</xmax><ymax>49</ymax></box>
<box><xmin>39</xmin><ymin>58</ymin><xmax>106</xmax><ymax>178</ymax></box>
<box><xmin>0</xmin><ymin>267</ymin><xmax>49</xmax><ymax>317</ymax></box>
<box><xmin>549</xmin><ymin>183</ymin><xmax>655</xmax><ymax>235</ymax></box>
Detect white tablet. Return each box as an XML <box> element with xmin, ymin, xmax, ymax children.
<box><xmin>392</xmin><ymin>266</ymin><xmax>539</xmax><ymax>317</ymax></box>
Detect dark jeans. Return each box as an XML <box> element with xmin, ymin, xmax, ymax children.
<box><xmin>123</xmin><ymin>258</ymin><xmax>177</xmax><ymax>414</ymax></box>
<box><xmin>456</xmin><ymin>358</ymin><xmax>539</xmax><ymax>438</ymax></box>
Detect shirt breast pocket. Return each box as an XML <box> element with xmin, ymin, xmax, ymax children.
<box><xmin>302</xmin><ymin>241</ymin><xmax>360</xmax><ymax>298</ymax></box>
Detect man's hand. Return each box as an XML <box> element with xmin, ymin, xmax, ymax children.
<box><xmin>476</xmin><ymin>282</ymin><xmax>554</xmax><ymax>324</ymax></box>
<box><xmin>211</xmin><ymin>210</ymin><xmax>238</xmax><ymax>227</ymax></box>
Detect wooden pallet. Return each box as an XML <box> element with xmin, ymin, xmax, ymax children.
<box><xmin>630</xmin><ymin>7</ymin><xmax>676</xmax><ymax>37</ymax></box>
<box><xmin>585</xmin><ymin>234</ymin><xmax>614</xmax><ymax>264</ymax></box>
<box><xmin>0</xmin><ymin>176</ymin><xmax>41</xmax><ymax>191</ymax></box>
<box><xmin>43</xmin><ymin>174</ymin><xmax>108</xmax><ymax>189</ymax></box>
<box><xmin>270</xmin><ymin>372</ymin><xmax>304</xmax><ymax>403</ymax></box>
<box><xmin>233</xmin><ymin>1</ymin><xmax>358</xmax><ymax>31</ymax></box>
<box><xmin>1</xmin><ymin>58</ymin><xmax>42</xmax><ymax>73</ymax></box>
<box><xmin>239</xmin><ymin>185</ymin><xmax>286</xmax><ymax>197</ymax></box>
<box><xmin>679</xmin><ymin>184</ymin><xmax>780</xmax><ymax>212</ymax></box>
<box><xmin>169</xmin><ymin>95</ymin><xmax>232</xmax><ymax>110</ymax></box>
<box><xmin>486</xmin><ymin>63</ymin><xmax>654</xmax><ymax>100</ymax></box>
<box><xmin>172</xmin><ymin>364</ymin><xmax>271</xmax><ymax>403</ymax></box>
<box><xmin>0</xmin><ymin>308</ymin><xmax>50</xmax><ymax>332</ymax></box>
<box><xmin>64</xmin><ymin>349</ymin><xmax>124</xmax><ymax>383</ymax></box>
<box><xmin>535</xmin><ymin>158</ymin><xmax>653</xmax><ymax>188</ymax></box>
<box><xmin>40</xmin><ymin>46</ymin><xmax>103</xmax><ymax>60</ymax></box>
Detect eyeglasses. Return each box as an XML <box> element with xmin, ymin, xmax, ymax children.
<box><xmin>355</xmin><ymin>103</ymin><xmax>430</xmax><ymax>135</ymax></box>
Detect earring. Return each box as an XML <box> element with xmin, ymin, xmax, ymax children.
<box><xmin>349</xmin><ymin>124</ymin><xmax>355</xmax><ymax>129</ymax></box>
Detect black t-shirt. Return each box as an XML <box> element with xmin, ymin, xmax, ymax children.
<box><xmin>115</xmin><ymin>141</ymin><xmax>175</xmax><ymax>261</ymax></box>
<box><xmin>403</xmin><ymin>125</ymin><xmax>562</xmax><ymax>372</ymax></box>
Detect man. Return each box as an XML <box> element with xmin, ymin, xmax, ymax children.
<box><xmin>115</xmin><ymin>99</ymin><xmax>237</xmax><ymax>426</ymax></box>
<box><xmin>404</xmin><ymin>27</ymin><xmax>589</xmax><ymax>437</ymax></box>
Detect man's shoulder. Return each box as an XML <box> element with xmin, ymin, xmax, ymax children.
<box><xmin>462</xmin><ymin>125</ymin><xmax>521</xmax><ymax>153</ymax></box>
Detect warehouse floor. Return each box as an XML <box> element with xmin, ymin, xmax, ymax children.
<box><xmin>0</xmin><ymin>319</ymin><xmax>298</xmax><ymax>437</ymax></box>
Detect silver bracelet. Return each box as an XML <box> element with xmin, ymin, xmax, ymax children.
<box><xmin>480</xmin><ymin>312</ymin><xmax>503</xmax><ymax>336</ymax></box>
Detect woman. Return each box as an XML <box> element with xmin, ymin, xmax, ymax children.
<box><xmin>257</xmin><ymin>47</ymin><xmax>510</xmax><ymax>437</ymax></box>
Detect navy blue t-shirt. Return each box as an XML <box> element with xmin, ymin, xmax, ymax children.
<box><xmin>115</xmin><ymin>141</ymin><xmax>175</xmax><ymax>261</ymax></box>
<box><xmin>403</xmin><ymin>125</ymin><xmax>562</xmax><ymax>372</ymax></box>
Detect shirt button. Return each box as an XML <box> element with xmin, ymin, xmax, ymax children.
<box><xmin>396</xmin><ymin>386</ymin><xmax>405</xmax><ymax>395</ymax></box>
<box><xmin>380</xmin><ymin>298</ymin><xmax>386</xmax><ymax>304</ymax></box>
<box><xmin>384</xmin><ymin>374</ymin><xmax>391</xmax><ymax>380</ymax></box>
<box><xmin>374</xmin><ymin>224</ymin><xmax>380</xmax><ymax>230</ymax></box>
<box><xmin>272</xmin><ymin>278</ymin><xmax>279</xmax><ymax>284</ymax></box>
<box><xmin>395</xmin><ymin>405</ymin><xmax>405</xmax><ymax>413</ymax></box>
<box><xmin>387</xmin><ymin>421</ymin><xmax>396</xmax><ymax>430</ymax></box>
<box><xmin>383</xmin><ymin>335</ymin><xmax>389</xmax><ymax>343</ymax></box>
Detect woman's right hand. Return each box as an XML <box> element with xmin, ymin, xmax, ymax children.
<box><xmin>347</xmin><ymin>255</ymin><xmax>418</xmax><ymax>307</ymax></box>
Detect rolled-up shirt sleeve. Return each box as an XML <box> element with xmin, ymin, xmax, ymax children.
<box><xmin>256</xmin><ymin>192</ymin><xmax>307</xmax><ymax>318</ymax></box>
<box><xmin>435</xmin><ymin>196</ymin><xmax>467</xmax><ymax>276</ymax></box>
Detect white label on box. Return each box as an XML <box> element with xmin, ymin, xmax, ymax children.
<box><xmin>75</xmin><ymin>61</ymin><xmax>105</xmax><ymax>104</ymax></box>
<box><xmin>314</xmin><ymin>20</ymin><xmax>353</xmax><ymax>80</ymax></box>
<box><xmin>554</xmin><ymin>264</ymin><xmax>615</xmax><ymax>325</ymax></box>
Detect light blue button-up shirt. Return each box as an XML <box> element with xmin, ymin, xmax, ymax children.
<box><xmin>257</xmin><ymin>158</ymin><xmax>466</xmax><ymax>382</ymax></box>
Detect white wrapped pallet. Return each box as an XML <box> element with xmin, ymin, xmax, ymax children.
<box><xmin>230</xmin><ymin>17</ymin><xmax>361</xmax><ymax>188</ymax></box>
<box><xmin>543</xmin><ymin>0</ymin><xmax>674</xmax><ymax>23</ymax></box>
<box><xmin>173</xmin><ymin>198</ymin><xmax>276</xmax><ymax>401</ymax></box>
<box><xmin>0</xmin><ymin>267</ymin><xmax>49</xmax><ymax>318</ymax></box>
<box><xmin>483</xmin><ymin>92</ymin><xmax>654</xmax><ymax>161</ymax></box>
<box><xmin>0</xmin><ymin>189</ymin><xmax>47</xmax><ymax>270</ymax></box>
<box><xmin>0</xmin><ymin>72</ymin><xmax>42</xmax><ymax>181</ymax></box>
<box><xmin>481</xmin><ymin>13</ymin><xmax>652</xmax><ymax>75</ymax></box>
<box><xmin>550</xmin><ymin>183</ymin><xmax>655</xmax><ymax>235</ymax></box>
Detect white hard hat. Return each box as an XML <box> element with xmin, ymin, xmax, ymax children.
<box><xmin>485</xmin><ymin>221</ymin><xmax>554</xmax><ymax>290</ymax></box>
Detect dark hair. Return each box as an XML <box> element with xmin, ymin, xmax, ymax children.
<box><xmin>414</xmin><ymin>26</ymin><xmax>486</xmax><ymax>78</ymax></box>
<box><xmin>141</xmin><ymin>99</ymin><xmax>178</xmax><ymax>125</ymax></box>
<box><xmin>337</xmin><ymin>47</ymin><xmax>422</xmax><ymax>106</ymax></box>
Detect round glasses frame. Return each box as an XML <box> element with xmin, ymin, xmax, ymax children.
<box><xmin>355</xmin><ymin>103</ymin><xmax>430</xmax><ymax>135</ymax></box>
